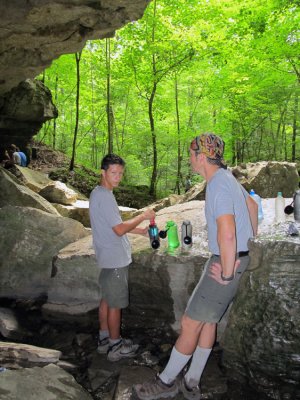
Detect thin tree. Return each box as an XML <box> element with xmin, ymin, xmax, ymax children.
<box><xmin>70</xmin><ymin>51</ymin><xmax>82</xmax><ymax>171</ymax></box>
<box><xmin>174</xmin><ymin>74</ymin><xmax>182</xmax><ymax>194</ymax></box>
<box><xmin>106</xmin><ymin>38</ymin><xmax>113</xmax><ymax>153</ymax></box>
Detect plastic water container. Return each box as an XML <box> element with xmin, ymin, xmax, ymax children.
<box><xmin>165</xmin><ymin>221</ymin><xmax>180</xmax><ymax>248</ymax></box>
<box><xmin>275</xmin><ymin>192</ymin><xmax>285</xmax><ymax>222</ymax></box>
<box><xmin>249</xmin><ymin>189</ymin><xmax>264</xmax><ymax>223</ymax></box>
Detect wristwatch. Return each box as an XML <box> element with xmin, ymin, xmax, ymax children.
<box><xmin>221</xmin><ymin>272</ymin><xmax>234</xmax><ymax>281</ymax></box>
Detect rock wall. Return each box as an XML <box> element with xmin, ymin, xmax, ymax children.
<box><xmin>0</xmin><ymin>0</ymin><xmax>150</xmax><ymax>154</ymax></box>
<box><xmin>0</xmin><ymin>0</ymin><xmax>149</xmax><ymax>96</ymax></box>
<box><xmin>221</xmin><ymin>238</ymin><xmax>300</xmax><ymax>399</ymax></box>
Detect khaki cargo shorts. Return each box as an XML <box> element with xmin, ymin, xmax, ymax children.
<box><xmin>99</xmin><ymin>265</ymin><xmax>129</xmax><ymax>308</ymax></box>
<box><xmin>185</xmin><ymin>254</ymin><xmax>250</xmax><ymax>323</ymax></box>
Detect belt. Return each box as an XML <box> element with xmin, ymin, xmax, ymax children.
<box><xmin>213</xmin><ymin>251</ymin><xmax>249</xmax><ymax>258</ymax></box>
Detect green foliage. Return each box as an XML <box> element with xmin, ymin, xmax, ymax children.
<box><xmin>36</xmin><ymin>0</ymin><xmax>300</xmax><ymax>199</ymax></box>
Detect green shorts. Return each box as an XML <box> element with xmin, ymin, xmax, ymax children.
<box><xmin>185</xmin><ymin>254</ymin><xmax>250</xmax><ymax>323</ymax></box>
<box><xmin>98</xmin><ymin>266</ymin><xmax>129</xmax><ymax>308</ymax></box>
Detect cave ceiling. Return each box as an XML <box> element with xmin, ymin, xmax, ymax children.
<box><xmin>0</xmin><ymin>0</ymin><xmax>150</xmax><ymax>155</ymax></box>
<box><xmin>0</xmin><ymin>0</ymin><xmax>150</xmax><ymax>96</ymax></box>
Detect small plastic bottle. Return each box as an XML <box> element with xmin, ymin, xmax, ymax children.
<box><xmin>275</xmin><ymin>192</ymin><xmax>285</xmax><ymax>223</ymax></box>
<box><xmin>249</xmin><ymin>189</ymin><xmax>264</xmax><ymax>223</ymax></box>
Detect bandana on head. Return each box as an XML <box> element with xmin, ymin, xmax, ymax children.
<box><xmin>191</xmin><ymin>133</ymin><xmax>225</xmax><ymax>160</ymax></box>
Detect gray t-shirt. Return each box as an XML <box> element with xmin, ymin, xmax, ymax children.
<box><xmin>205</xmin><ymin>168</ymin><xmax>253</xmax><ymax>255</ymax></box>
<box><xmin>89</xmin><ymin>185</ymin><xmax>132</xmax><ymax>269</ymax></box>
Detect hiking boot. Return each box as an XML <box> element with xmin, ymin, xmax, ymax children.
<box><xmin>107</xmin><ymin>338</ymin><xmax>139</xmax><ymax>362</ymax></box>
<box><xmin>133</xmin><ymin>373</ymin><xmax>179</xmax><ymax>400</ymax></box>
<box><xmin>97</xmin><ymin>337</ymin><xmax>109</xmax><ymax>354</ymax></box>
<box><xmin>180</xmin><ymin>376</ymin><xmax>201</xmax><ymax>400</ymax></box>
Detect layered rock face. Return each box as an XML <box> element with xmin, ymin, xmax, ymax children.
<box><xmin>0</xmin><ymin>0</ymin><xmax>149</xmax><ymax>154</ymax></box>
<box><xmin>221</xmin><ymin>237</ymin><xmax>300</xmax><ymax>399</ymax></box>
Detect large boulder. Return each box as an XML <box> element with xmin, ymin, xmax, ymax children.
<box><xmin>221</xmin><ymin>234</ymin><xmax>300</xmax><ymax>399</ymax></box>
<box><xmin>0</xmin><ymin>80</ymin><xmax>58</xmax><ymax>157</ymax></box>
<box><xmin>0</xmin><ymin>206</ymin><xmax>89</xmax><ymax>300</ymax></box>
<box><xmin>0</xmin><ymin>363</ymin><xmax>93</xmax><ymax>400</ymax></box>
<box><xmin>181</xmin><ymin>162</ymin><xmax>299</xmax><ymax>202</ymax></box>
<box><xmin>39</xmin><ymin>180</ymin><xmax>78</xmax><ymax>205</ymax></box>
<box><xmin>0</xmin><ymin>167</ymin><xmax>60</xmax><ymax>215</ymax></box>
<box><xmin>43</xmin><ymin>200</ymin><xmax>208</xmax><ymax>328</ymax></box>
<box><xmin>231</xmin><ymin>161</ymin><xmax>299</xmax><ymax>197</ymax></box>
<box><xmin>0</xmin><ymin>342</ymin><xmax>62</xmax><ymax>369</ymax></box>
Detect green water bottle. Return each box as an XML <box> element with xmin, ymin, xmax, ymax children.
<box><xmin>166</xmin><ymin>220</ymin><xmax>180</xmax><ymax>248</ymax></box>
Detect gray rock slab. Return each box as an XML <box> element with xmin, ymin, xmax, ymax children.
<box><xmin>0</xmin><ymin>342</ymin><xmax>61</xmax><ymax>369</ymax></box>
<box><xmin>39</xmin><ymin>181</ymin><xmax>78</xmax><ymax>205</ymax></box>
<box><xmin>15</xmin><ymin>165</ymin><xmax>53</xmax><ymax>193</ymax></box>
<box><xmin>0</xmin><ymin>308</ymin><xmax>29</xmax><ymax>341</ymax></box>
<box><xmin>0</xmin><ymin>205</ymin><xmax>89</xmax><ymax>300</ymax></box>
<box><xmin>0</xmin><ymin>167</ymin><xmax>60</xmax><ymax>215</ymax></box>
<box><xmin>0</xmin><ymin>363</ymin><xmax>93</xmax><ymax>400</ymax></box>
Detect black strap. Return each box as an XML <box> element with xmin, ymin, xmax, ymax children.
<box><xmin>213</xmin><ymin>251</ymin><xmax>249</xmax><ymax>258</ymax></box>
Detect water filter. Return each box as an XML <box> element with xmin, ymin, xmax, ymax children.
<box><xmin>181</xmin><ymin>220</ymin><xmax>192</xmax><ymax>248</ymax></box>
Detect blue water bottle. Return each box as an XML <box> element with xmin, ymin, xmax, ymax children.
<box><xmin>250</xmin><ymin>189</ymin><xmax>263</xmax><ymax>223</ymax></box>
<box><xmin>148</xmin><ymin>219</ymin><xmax>160</xmax><ymax>249</ymax></box>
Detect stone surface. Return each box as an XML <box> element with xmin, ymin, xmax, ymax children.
<box><xmin>0</xmin><ymin>308</ymin><xmax>29</xmax><ymax>341</ymax></box>
<box><xmin>221</xmin><ymin>230</ymin><xmax>300</xmax><ymax>400</ymax></box>
<box><xmin>0</xmin><ymin>205</ymin><xmax>89</xmax><ymax>299</ymax></box>
<box><xmin>0</xmin><ymin>0</ymin><xmax>149</xmax><ymax>96</ymax></box>
<box><xmin>39</xmin><ymin>180</ymin><xmax>78</xmax><ymax>205</ymax></box>
<box><xmin>0</xmin><ymin>342</ymin><xmax>61</xmax><ymax>369</ymax></box>
<box><xmin>42</xmin><ymin>200</ymin><xmax>209</xmax><ymax>330</ymax></box>
<box><xmin>0</xmin><ymin>167</ymin><xmax>60</xmax><ymax>215</ymax></box>
<box><xmin>231</xmin><ymin>161</ymin><xmax>299</xmax><ymax>197</ymax></box>
<box><xmin>0</xmin><ymin>363</ymin><xmax>93</xmax><ymax>400</ymax></box>
<box><xmin>0</xmin><ymin>80</ymin><xmax>58</xmax><ymax>157</ymax></box>
<box><xmin>14</xmin><ymin>164</ymin><xmax>53</xmax><ymax>193</ymax></box>
<box><xmin>0</xmin><ymin>0</ymin><xmax>149</xmax><ymax>155</ymax></box>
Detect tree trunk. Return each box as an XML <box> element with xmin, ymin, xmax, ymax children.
<box><xmin>69</xmin><ymin>51</ymin><xmax>81</xmax><ymax>171</ymax></box>
<box><xmin>174</xmin><ymin>75</ymin><xmax>182</xmax><ymax>195</ymax></box>
<box><xmin>106</xmin><ymin>38</ymin><xmax>113</xmax><ymax>154</ymax></box>
<box><xmin>148</xmin><ymin>0</ymin><xmax>157</xmax><ymax>198</ymax></box>
<box><xmin>149</xmin><ymin>79</ymin><xmax>157</xmax><ymax>197</ymax></box>
<box><xmin>52</xmin><ymin>74</ymin><xmax>58</xmax><ymax>149</ymax></box>
<box><xmin>292</xmin><ymin>93</ymin><xmax>298</xmax><ymax>162</ymax></box>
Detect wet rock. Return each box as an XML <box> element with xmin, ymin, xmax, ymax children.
<box><xmin>0</xmin><ymin>308</ymin><xmax>30</xmax><ymax>341</ymax></box>
<box><xmin>0</xmin><ymin>342</ymin><xmax>61</xmax><ymax>369</ymax></box>
<box><xmin>0</xmin><ymin>363</ymin><xmax>93</xmax><ymax>400</ymax></box>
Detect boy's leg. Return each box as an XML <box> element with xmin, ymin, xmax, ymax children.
<box><xmin>107</xmin><ymin>307</ymin><xmax>121</xmax><ymax>339</ymax></box>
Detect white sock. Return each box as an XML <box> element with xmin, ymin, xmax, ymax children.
<box><xmin>159</xmin><ymin>347</ymin><xmax>192</xmax><ymax>384</ymax></box>
<box><xmin>99</xmin><ymin>330</ymin><xmax>109</xmax><ymax>340</ymax></box>
<box><xmin>184</xmin><ymin>346</ymin><xmax>212</xmax><ymax>388</ymax></box>
<box><xmin>109</xmin><ymin>338</ymin><xmax>121</xmax><ymax>346</ymax></box>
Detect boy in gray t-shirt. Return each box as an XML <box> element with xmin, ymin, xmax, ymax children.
<box><xmin>89</xmin><ymin>154</ymin><xmax>155</xmax><ymax>362</ymax></box>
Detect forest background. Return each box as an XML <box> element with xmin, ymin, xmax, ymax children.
<box><xmin>37</xmin><ymin>0</ymin><xmax>300</xmax><ymax>199</ymax></box>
